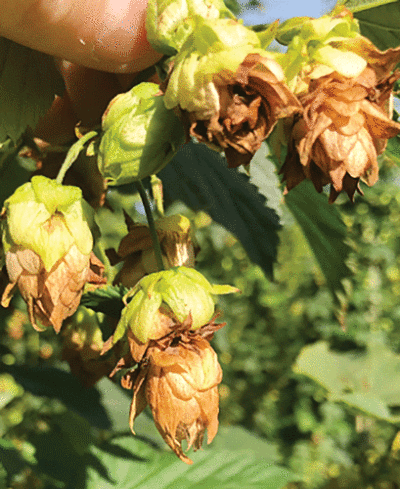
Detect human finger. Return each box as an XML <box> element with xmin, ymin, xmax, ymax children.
<box><xmin>0</xmin><ymin>0</ymin><xmax>162</xmax><ymax>73</ymax></box>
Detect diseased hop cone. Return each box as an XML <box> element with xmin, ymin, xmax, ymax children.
<box><xmin>103</xmin><ymin>265</ymin><xmax>235</xmax><ymax>462</ymax></box>
<box><xmin>281</xmin><ymin>67</ymin><xmax>400</xmax><ymax>202</ymax></box>
<box><xmin>276</xmin><ymin>10</ymin><xmax>400</xmax><ymax>202</ymax></box>
<box><xmin>108</xmin><ymin>213</ymin><xmax>196</xmax><ymax>288</ymax></box>
<box><xmin>1</xmin><ymin>176</ymin><xmax>106</xmax><ymax>333</ymax></box>
<box><xmin>131</xmin><ymin>338</ymin><xmax>221</xmax><ymax>464</ymax></box>
<box><xmin>121</xmin><ymin>319</ymin><xmax>224</xmax><ymax>464</ymax></box>
<box><xmin>162</xmin><ymin>16</ymin><xmax>302</xmax><ymax>167</ymax></box>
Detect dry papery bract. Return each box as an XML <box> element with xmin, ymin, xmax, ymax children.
<box><xmin>108</xmin><ymin>213</ymin><xmax>196</xmax><ymax>289</ymax></box>
<box><xmin>177</xmin><ymin>53</ymin><xmax>302</xmax><ymax>168</ymax></box>
<box><xmin>281</xmin><ymin>65</ymin><xmax>400</xmax><ymax>202</ymax></box>
<box><xmin>114</xmin><ymin>317</ymin><xmax>224</xmax><ymax>464</ymax></box>
<box><xmin>2</xmin><ymin>247</ymin><xmax>105</xmax><ymax>333</ymax></box>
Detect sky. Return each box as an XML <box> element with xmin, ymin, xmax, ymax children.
<box><xmin>240</xmin><ymin>0</ymin><xmax>338</xmax><ymax>25</ymax></box>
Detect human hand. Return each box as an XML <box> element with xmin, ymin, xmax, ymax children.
<box><xmin>0</xmin><ymin>0</ymin><xmax>161</xmax><ymax>72</ymax></box>
<box><xmin>0</xmin><ymin>0</ymin><xmax>163</xmax><ymax>144</ymax></box>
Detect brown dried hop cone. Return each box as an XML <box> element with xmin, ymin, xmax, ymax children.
<box><xmin>277</xmin><ymin>11</ymin><xmax>400</xmax><ymax>202</ymax></box>
<box><xmin>120</xmin><ymin>318</ymin><xmax>224</xmax><ymax>464</ymax></box>
<box><xmin>108</xmin><ymin>213</ymin><xmax>196</xmax><ymax>288</ymax></box>
<box><xmin>103</xmin><ymin>267</ymin><xmax>237</xmax><ymax>462</ymax></box>
<box><xmin>281</xmin><ymin>67</ymin><xmax>400</xmax><ymax>203</ymax></box>
<box><xmin>163</xmin><ymin>16</ymin><xmax>302</xmax><ymax>167</ymax></box>
<box><xmin>1</xmin><ymin>176</ymin><xmax>105</xmax><ymax>333</ymax></box>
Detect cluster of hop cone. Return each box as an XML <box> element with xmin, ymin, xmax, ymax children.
<box><xmin>141</xmin><ymin>4</ymin><xmax>400</xmax><ymax>204</ymax></box>
<box><xmin>0</xmin><ymin>177</ymin><xmax>236</xmax><ymax>464</ymax></box>
<box><xmin>2</xmin><ymin>2</ymin><xmax>400</xmax><ymax>464</ymax></box>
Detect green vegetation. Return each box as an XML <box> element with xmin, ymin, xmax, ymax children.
<box><xmin>2</xmin><ymin>0</ymin><xmax>400</xmax><ymax>487</ymax></box>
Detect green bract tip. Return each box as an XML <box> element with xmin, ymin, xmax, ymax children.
<box><xmin>163</xmin><ymin>16</ymin><xmax>266</xmax><ymax>116</ymax></box>
<box><xmin>113</xmin><ymin>266</ymin><xmax>238</xmax><ymax>344</ymax></box>
<box><xmin>276</xmin><ymin>11</ymin><xmax>366</xmax><ymax>92</ymax></box>
<box><xmin>146</xmin><ymin>0</ymin><xmax>235</xmax><ymax>55</ymax></box>
<box><xmin>2</xmin><ymin>176</ymin><xmax>94</xmax><ymax>271</ymax></box>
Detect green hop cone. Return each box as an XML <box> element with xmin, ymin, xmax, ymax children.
<box><xmin>113</xmin><ymin>266</ymin><xmax>238</xmax><ymax>344</ymax></box>
<box><xmin>1</xmin><ymin>176</ymin><xmax>105</xmax><ymax>333</ymax></box>
<box><xmin>97</xmin><ymin>82</ymin><xmax>185</xmax><ymax>186</ymax></box>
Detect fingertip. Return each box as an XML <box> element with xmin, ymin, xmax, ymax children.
<box><xmin>0</xmin><ymin>0</ymin><xmax>162</xmax><ymax>73</ymax></box>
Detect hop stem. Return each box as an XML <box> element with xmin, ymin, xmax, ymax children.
<box><xmin>135</xmin><ymin>180</ymin><xmax>165</xmax><ymax>272</ymax></box>
<box><xmin>56</xmin><ymin>131</ymin><xmax>98</xmax><ymax>184</ymax></box>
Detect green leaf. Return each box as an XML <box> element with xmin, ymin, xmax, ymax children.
<box><xmin>0</xmin><ymin>38</ymin><xmax>64</xmax><ymax>143</ymax></box>
<box><xmin>385</xmin><ymin>136</ymin><xmax>400</xmax><ymax>166</ymax></box>
<box><xmin>256</xmin><ymin>20</ymin><xmax>279</xmax><ymax>49</ymax></box>
<box><xmin>54</xmin><ymin>412</ymin><xmax>95</xmax><ymax>457</ymax></box>
<box><xmin>211</xmin><ymin>284</ymin><xmax>240</xmax><ymax>295</ymax></box>
<box><xmin>284</xmin><ymin>180</ymin><xmax>352</xmax><ymax>296</ymax></box>
<box><xmin>56</xmin><ymin>131</ymin><xmax>98</xmax><ymax>185</ymax></box>
<box><xmin>224</xmin><ymin>0</ymin><xmax>242</xmax><ymax>15</ymax></box>
<box><xmin>245</xmin><ymin>143</ymin><xmax>284</xmax><ymax>220</ymax></box>
<box><xmin>0</xmin><ymin>440</ymin><xmax>32</xmax><ymax>482</ymax></box>
<box><xmin>160</xmin><ymin>142</ymin><xmax>281</xmax><ymax>277</ymax></box>
<box><xmin>29</xmin><ymin>411</ymin><xmax>95</xmax><ymax>489</ymax></box>
<box><xmin>294</xmin><ymin>338</ymin><xmax>400</xmax><ymax>423</ymax></box>
<box><xmin>0</xmin><ymin>462</ymin><xmax>6</xmax><ymax>489</ymax></box>
<box><xmin>0</xmin><ymin>373</ymin><xmax>23</xmax><ymax>410</ymax></box>
<box><xmin>349</xmin><ymin>1</ymin><xmax>400</xmax><ymax>50</ymax></box>
<box><xmin>342</xmin><ymin>0</ymin><xmax>397</xmax><ymax>15</ymax></box>
<box><xmin>2</xmin><ymin>365</ymin><xmax>111</xmax><ymax>430</ymax></box>
<box><xmin>95</xmin><ymin>379</ymin><xmax>297</xmax><ymax>486</ymax></box>
<box><xmin>86</xmin><ymin>435</ymin><xmax>299</xmax><ymax>489</ymax></box>
<box><xmin>0</xmin><ymin>149</ymin><xmax>36</xmax><ymax>208</ymax></box>
<box><xmin>81</xmin><ymin>285</ymin><xmax>128</xmax><ymax>318</ymax></box>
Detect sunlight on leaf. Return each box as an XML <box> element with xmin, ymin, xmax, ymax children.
<box><xmin>342</xmin><ymin>0</ymin><xmax>397</xmax><ymax>14</ymax></box>
<box><xmin>294</xmin><ymin>338</ymin><xmax>400</xmax><ymax>423</ymax></box>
